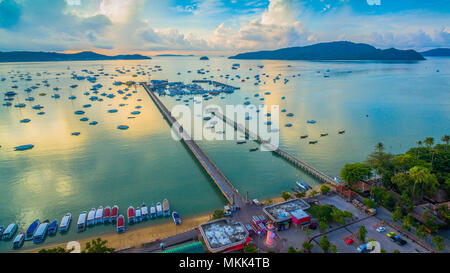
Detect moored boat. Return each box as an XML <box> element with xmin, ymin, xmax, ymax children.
<box><xmin>172</xmin><ymin>212</ymin><xmax>181</xmax><ymax>225</ymax></box>
<box><xmin>95</xmin><ymin>206</ymin><xmax>104</xmax><ymax>225</ymax></box>
<box><xmin>156</xmin><ymin>202</ymin><xmax>163</xmax><ymax>217</ymax></box>
<box><xmin>25</xmin><ymin>219</ymin><xmax>40</xmax><ymax>241</ymax></box>
<box><xmin>296</xmin><ymin>181</ymin><xmax>312</xmax><ymax>191</ymax></box>
<box><xmin>136</xmin><ymin>207</ymin><xmax>142</xmax><ymax>222</ymax></box>
<box><xmin>103</xmin><ymin>206</ymin><xmax>111</xmax><ymax>223</ymax></box>
<box><xmin>77</xmin><ymin>211</ymin><xmax>87</xmax><ymax>232</ymax></box>
<box><xmin>150</xmin><ymin>204</ymin><xmax>157</xmax><ymax>219</ymax></box>
<box><xmin>48</xmin><ymin>219</ymin><xmax>58</xmax><ymax>235</ymax></box>
<box><xmin>12</xmin><ymin>231</ymin><xmax>25</xmax><ymax>249</ymax></box>
<box><xmin>59</xmin><ymin>213</ymin><xmax>71</xmax><ymax>232</ymax></box>
<box><xmin>14</xmin><ymin>144</ymin><xmax>34</xmax><ymax>151</ymax></box>
<box><xmin>163</xmin><ymin>199</ymin><xmax>170</xmax><ymax>217</ymax></box>
<box><xmin>111</xmin><ymin>205</ymin><xmax>119</xmax><ymax>222</ymax></box>
<box><xmin>33</xmin><ymin>220</ymin><xmax>49</xmax><ymax>244</ymax></box>
<box><xmin>87</xmin><ymin>208</ymin><xmax>96</xmax><ymax>227</ymax></box>
<box><xmin>127</xmin><ymin>206</ymin><xmax>135</xmax><ymax>224</ymax></box>
<box><xmin>2</xmin><ymin>223</ymin><xmax>18</xmax><ymax>240</ymax></box>
<box><xmin>141</xmin><ymin>203</ymin><xmax>149</xmax><ymax>220</ymax></box>
<box><xmin>116</xmin><ymin>215</ymin><xmax>125</xmax><ymax>233</ymax></box>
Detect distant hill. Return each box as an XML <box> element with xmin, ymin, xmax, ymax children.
<box><xmin>229</xmin><ymin>41</ymin><xmax>425</xmax><ymax>61</ymax></box>
<box><xmin>420</xmin><ymin>48</ymin><xmax>450</xmax><ymax>56</ymax></box>
<box><xmin>155</xmin><ymin>54</ymin><xmax>194</xmax><ymax>57</ymax></box>
<box><xmin>0</xmin><ymin>51</ymin><xmax>151</xmax><ymax>62</ymax></box>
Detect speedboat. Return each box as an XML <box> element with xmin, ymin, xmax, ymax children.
<box><xmin>249</xmin><ymin>147</ymin><xmax>258</xmax><ymax>152</ymax></box>
<box><xmin>25</xmin><ymin>219</ymin><xmax>40</xmax><ymax>241</ymax></box>
<box><xmin>103</xmin><ymin>206</ymin><xmax>111</xmax><ymax>223</ymax></box>
<box><xmin>77</xmin><ymin>211</ymin><xmax>87</xmax><ymax>232</ymax></box>
<box><xmin>150</xmin><ymin>204</ymin><xmax>157</xmax><ymax>219</ymax></box>
<box><xmin>338</xmin><ymin>130</ymin><xmax>345</xmax><ymax>134</ymax></box>
<box><xmin>156</xmin><ymin>202</ymin><xmax>163</xmax><ymax>217</ymax></box>
<box><xmin>48</xmin><ymin>219</ymin><xmax>58</xmax><ymax>235</ymax></box>
<box><xmin>172</xmin><ymin>212</ymin><xmax>181</xmax><ymax>225</ymax></box>
<box><xmin>2</xmin><ymin>223</ymin><xmax>18</xmax><ymax>240</ymax></box>
<box><xmin>14</xmin><ymin>144</ymin><xmax>34</xmax><ymax>151</ymax></box>
<box><xmin>300</xmin><ymin>135</ymin><xmax>308</xmax><ymax>139</ymax></box>
<box><xmin>116</xmin><ymin>215</ymin><xmax>125</xmax><ymax>234</ymax></box>
<box><xmin>320</xmin><ymin>133</ymin><xmax>329</xmax><ymax>137</ymax></box>
<box><xmin>127</xmin><ymin>206</ymin><xmax>135</xmax><ymax>224</ymax></box>
<box><xmin>12</xmin><ymin>231</ymin><xmax>25</xmax><ymax>249</ymax></box>
<box><xmin>307</xmin><ymin>120</ymin><xmax>316</xmax><ymax>124</ymax></box>
<box><xmin>296</xmin><ymin>181</ymin><xmax>312</xmax><ymax>191</ymax></box>
<box><xmin>87</xmin><ymin>208</ymin><xmax>96</xmax><ymax>227</ymax></box>
<box><xmin>163</xmin><ymin>199</ymin><xmax>170</xmax><ymax>217</ymax></box>
<box><xmin>59</xmin><ymin>213</ymin><xmax>71</xmax><ymax>232</ymax></box>
<box><xmin>33</xmin><ymin>220</ymin><xmax>49</xmax><ymax>244</ymax></box>
<box><xmin>111</xmin><ymin>205</ymin><xmax>119</xmax><ymax>222</ymax></box>
<box><xmin>135</xmin><ymin>207</ymin><xmax>142</xmax><ymax>222</ymax></box>
<box><xmin>141</xmin><ymin>203</ymin><xmax>149</xmax><ymax>220</ymax></box>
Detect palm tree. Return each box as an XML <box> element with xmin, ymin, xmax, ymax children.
<box><xmin>442</xmin><ymin>135</ymin><xmax>449</xmax><ymax>150</ymax></box>
<box><xmin>424</xmin><ymin>137</ymin><xmax>434</xmax><ymax>149</ymax></box>
<box><xmin>409</xmin><ymin>166</ymin><xmax>428</xmax><ymax>202</ymax></box>
<box><xmin>416</xmin><ymin>140</ymin><xmax>423</xmax><ymax>160</ymax></box>
<box><xmin>376</xmin><ymin>142</ymin><xmax>384</xmax><ymax>153</ymax></box>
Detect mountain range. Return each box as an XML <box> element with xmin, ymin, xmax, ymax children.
<box><xmin>0</xmin><ymin>51</ymin><xmax>151</xmax><ymax>62</ymax></box>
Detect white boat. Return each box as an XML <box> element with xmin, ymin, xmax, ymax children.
<box><xmin>77</xmin><ymin>211</ymin><xmax>87</xmax><ymax>232</ymax></box>
<box><xmin>87</xmin><ymin>208</ymin><xmax>96</xmax><ymax>226</ymax></box>
<box><xmin>59</xmin><ymin>213</ymin><xmax>72</xmax><ymax>232</ymax></box>
<box><xmin>2</xmin><ymin>223</ymin><xmax>18</xmax><ymax>240</ymax></box>
<box><xmin>141</xmin><ymin>203</ymin><xmax>149</xmax><ymax>219</ymax></box>
<box><xmin>135</xmin><ymin>207</ymin><xmax>142</xmax><ymax>222</ymax></box>
<box><xmin>172</xmin><ymin>212</ymin><xmax>181</xmax><ymax>225</ymax></box>
<box><xmin>156</xmin><ymin>202</ymin><xmax>163</xmax><ymax>217</ymax></box>
<box><xmin>95</xmin><ymin>206</ymin><xmax>104</xmax><ymax>224</ymax></box>
<box><xmin>150</xmin><ymin>204</ymin><xmax>156</xmax><ymax>219</ymax></box>
<box><xmin>163</xmin><ymin>199</ymin><xmax>170</xmax><ymax>217</ymax></box>
<box><xmin>33</xmin><ymin>221</ymin><xmax>49</xmax><ymax>244</ymax></box>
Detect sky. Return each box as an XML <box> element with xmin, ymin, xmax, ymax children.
<box><xmin>0</xmin><ymin>0</ymin><xmax>449</xmax><ymax>55</ymax></box>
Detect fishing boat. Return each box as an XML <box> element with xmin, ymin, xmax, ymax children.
<box><xmin>338</xmin><ymin>130</ymin><xmax>345</xmax><ymax>134</ymax></box>
<box><xmin>14</xmin><ymin>144</ymin><xmax>34</xmax><ymax>151</ymax></box>
<box><xmin>249</xmin><ymin>147</ymin><xmax>258</xmax><ymax>152</ymax></box>
<box><xmin>2</xmin><ymin>223</ymin><xmax>18</xmax><ymax>240</ymax></box>
<box><xmin>95</xmin><ymin>206</ymin><xmax>104</xmax><ymax>224</ymax></box>
<box><xmin>296</xmin><ymin>181</ymin><xmax>312</xmax><ymax>191</ymax></box>
<box><xmin>111</xmin><ymin>205</ymin><xmax>119</xmax><ymax>222</ymax></box>
<box><xmin>136</xmin><ymin>207</ymin><xmax>142</xmax><ymax>222</ymax></box>
<box><xmin>12</xmin><ymin>231</ymin><xmax>25</xmax><ymax>249</ymax></box>
<box><xmin>87</xmin><ymin>208</ymin><xmax>96</xmax><ymax>227</ymax></box>
<box><xmin>103</xmin><ymin>206</ymin><xmax>111</xmax><ymax>223</ymax></box>
<box><xmin>33</xmin><ymin>220</ymin><xmax>49</xmax><ymax>244</ymax></box>
<box><xmin>307</xmin><ymin>120</ymin><xmax>317</xmax><ymax>124</ymax></box>
<box><xmin>320</xmin><ymin>133</ymin><xmax>329</xmax><ymax>137</ymax></box>
<box><xmin>300</xmin><ymin>135</ymin><xmax>308</xmax><ymax>139</ymax></box>
<box><xmin>150</xmin><ymin>204</ymin><xmax>157</xmax><ymax>219</ymax></box>
<box><xmin>77</xmin><ymin>211</ymin><xmax>87</xmax><ymax>232</ymax></box>
<box><xmin>236</xmin><ymin>141</ymin><xmax>246</xmax><ymax>144</ymax></box>
<box><xmin>127</xmin><ymin>206</ymin><xmax>135</xmax><ymax>224</ymax></box>
<box><xmin>116</xmin><ymin>215</ymin><xmax>125</xmax><ymax>234</ymax></box>
<box><xmin>48</xmin><ymin>219</ymin><xmax>58</xmax><ymax>235</ymax></box>
<box><xmin>163</xmin><ymin>199</ymin><xmax>170</xmax><ymax>217</ymax></box>
<box><xmin>25</xmin><ymin>219</ymin><xmax>40</xmax><ymax>241</ymax></box>
<box><xmin>156</xmin><ymin>202</ymin><xmax>163</xmax><ymax>217</ymax></box>
<box><xmin>141</xmin><ymin>203</ymin><xmax>149</xmax><ymax>220</ymax></box>
<box><xmin>59</xmin><ymin>213</ymin><xmax>71</xmax><ymax>232</ymax></box>
<box><xmin>309</xmin><ymin>140</ymin><xmax>318</xmax><ymax>144</ymax></box>
<box><xmin>172</xmin><ymin>212</ymin><xmax>181</xmax><ymax>225</ymax></box>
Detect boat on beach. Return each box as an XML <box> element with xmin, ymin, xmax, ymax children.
<box><xmin>87</xmin><ymin>208</ymin><xmax>96</xmax><ymax>227</ymax></box>
<box><xmin>127</xmin><ymin>206</ymin><xmax>135</xmax><ymax>224</ymax></box>
<box><xmin>59</xmin><ymin>213</ymin><xmax>71</xmax><ymax>232</ymax></box>
<box><xmin>48</xmin><ymin>219</ymin><xmax>58</xmax><ymax>235</ymax></box>
<box><xmin>33</xmin><ymin>220</ymin><xmax>49</xmax><ymax>244</ymax></box>
<box><xmin>150</xmin><ymin>204</ymin><xmax>157</xmax><ymax>219</ymax></box>
<box><xmin>95</xmin><ymin>206</ymin><xmax>104</xmax><ymax>224</ymax></box>
<box><xmin>163</xmin><ymin>199</ymin><xmax>170</xmax><ymax>216</ymax></box>
<box><xmin>111</xmin><ymin>205</ymin><xmax>119</xmax><ymax>222</ymax></box>
<box><xmin>2</xmin><ymin>223</ymin><xmax>18</xmax><ymax>240</ymax></box>
<box><xmin>172</xmin><ymin>212</ymin><xmax>181</xmax><ymax>225</ymax></box>
<box><xmin>25</xmin><ymin>219</ymin><xmax>40</xmax><ymax>241</ymax></box>
<box><xmin>136</xmin><ymin>207</ymin><xmax>142</xmax><ymax>222</ymax></box>
<box><xmin>296</xmin><ymin>181</ymin><xmax>312</xmax><ymax>191</ymax></box>
<box><xmin>103</xmin><ymin>206</ymin><xmax>111</xmax><ymax>223</ymax></box>
<box><xmin>116</xmin><ymin>215</ymin><xmax>125</xmax><ymax>233</ymax></box>
<box><xmin>156</xmin><ymin>202</ymin><xmax>163</xmax><ymax>217</ymax></box>
<box><xmin>77</xmin><ymin>211</ymin><xmax>87</xmax><ymax>232</ymax></box>
<box><xmin>12</xmin><ymin>231</ymin><xmax>25</xmax><ymax>249</ymax></box>
<box><xmin>141</xmin><ymin>203</ymin><xmax>149</xmax><ymax>219</ymax></box>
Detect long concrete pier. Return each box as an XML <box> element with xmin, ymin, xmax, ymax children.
<box><xmin>209</xmin><ymin>109</ymin><xmax>338</xmax><ymax>186</ymax></box>
<box><xmin>140</xmin><ymin>82</ymin><xmax>244</xmax><ymax>206</ymax></box>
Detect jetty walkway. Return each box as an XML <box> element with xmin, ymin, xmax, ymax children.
<box><xmin>140</xmin><ymin>83</ymin><xmax>244</xmax><ymax>207</ymax></box>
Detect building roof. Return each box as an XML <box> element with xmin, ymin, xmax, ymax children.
<box><xmin>199</xmin><ymin>219</ymin><xmax>248</xmax><ymax>253</ymax></box>
<box><xmin>263</xmin><ymin>199</ymin><xmax>310</xmax><ymax>223</ymax></box>
<box><xmin>290</xmin><ymin>209</ymin><xmax>310</xmax><ymax>220</ymax></box>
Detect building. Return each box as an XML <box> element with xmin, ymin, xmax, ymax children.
<box><xmin>199</xmin><ymin>219</ymin><xmax>250</xmax><ymax>253</ymax></box>
<box><xmin>263</xmin><ymin>199</ymin><xmax>310</xmax><ymax>231</ymax></box>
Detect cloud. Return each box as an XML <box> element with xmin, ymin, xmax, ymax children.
<box><xmin>0</xmin><ymin>0</ymin><xmax>22</xmax><ymax>29</ymax></box>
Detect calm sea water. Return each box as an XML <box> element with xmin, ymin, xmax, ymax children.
<box><xmin>0</xmin><ymin>56</ymin><xmax>448</xmax><ymax>252</ymax></box>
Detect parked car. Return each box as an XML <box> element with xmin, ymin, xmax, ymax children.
<box><xmin>346</xmin><ymin>239</ymin><xmax>354</xmax><ymax>245</ymax></box>
<box><xmin>376</xmin><ymin>226</ymin><xmax>386</xmax><ymax>232</ymax></box>
<box><xmin>393</xmin><ymin>236</ymin><xmax>407</xmax><ymax>246</ymax></box>
<box><xmin>357</xmin><ymin>244</ymin><xmax>372</xmax><ymax>253</ymax></box>
<box><xmin>309</xmin><ymin>223</ymin><xmax>317</xmax><ymax>230</ymax></box>
<box><xmin>387</xmin><ymin>232</ymin><xmax>396</xmax><ymax>238</ymax></box>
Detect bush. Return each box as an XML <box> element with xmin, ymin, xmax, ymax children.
<box><xmin>212</xmin><ymin>210</ymin><xmax>225</xmax><ymax>220</ymax></box>
<box><xmin>320</xmin><ymin>185</ymin><xmax>331</xmax><ymax>195</ymax></box>
<box><xmin>362</xmin><ymin>198</ymin><xmax>377</xmax><ymax>209</ymax></box>
<box><xmin>281</xmin><ymin>191</ymin><xmax>291</xmax><ymax>201</ymax></box>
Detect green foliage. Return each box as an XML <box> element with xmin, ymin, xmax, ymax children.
<box><xmin>82</xmin><ymin>238</ymin><xmax>115</xmax><ymax>253</ymax></box>
<box><xmin>309</xmin><ymin>190</ymin><xmax>318</xmax><ymax>198</ymax></box>
<box><xmin>432</xmin><ymin>235</ymin><xmax>445</xmax><ymax>252</ymax></box>
<box><xmin>319</xmin><ymin>220</ymin><xmax>328</xmax><ymax>231</ymax></box>
<box><xmin>281</xmin><ymin>191</ymin><xmax>291</xmax><ymax>201</ymax></box>
<box><xmin>320</xmin><ymin>185</ymin><xmax>331</xmax><ymax>195</ymax></box>
<box><xmin>393</xmin><ymin>249</ymin><xmax>401</xmax><ymax>253</ymax></box>
<box><xmin>362</xmin><ymin>198</ymin><xmax>377</xmax><ymax>209</ymax></box>
<box><xmin>329</xmin><ymin>244</ymin><xmax>337</xmax><ymax>253</ymax></box>
<box><xmin>39</xmin><ymin>247</ymin><xmax>72</xmax><ymax>253</ymax></box>
<box><xmin>308</xmin><ymin>204</ymin><xmax>352</xmax><ymax>225</ymax></box>
<box><xmin>392</xmin><ymin>206</ymin><xmax>403</xmax><ymax>222</ymax></box>
<box><xmin>287</xmin><ymin>246</ymin><xmax>299</xmax><ymax>253</ymax></box>
<box><xmin>244</xmin><ymin>243</ymin><xmax>258</xmax><ymax>253</ymax></box>
<box><xmin>319</xmin><ymin>235</ymin><xmax>330</xmax><ymax>253</ymax></box>
<box><xmin>358</xmin><ymin>225</ymin><xmax>367</xmax><ymax>243</ymax></box>
<box><xmin>295</xmin><ymin>191</ymin><xmax>306</xmax><ymax>198</ymax></box>
<box><xmin>340</xmin><ymin>162</ymin><xmax>372</xmax><ymax>185</ymax></box>
<box><xmin>302</xmin><ymin>241</ymin><xmax>314</xmax><ymax>253</ymax></box>
<box><xmin>212</xmin><ymin>210</ymin><xmax>225</xmax><ymax>220</ymax></box>
<box><xmin>415</xmin><ymin>225</ymin><xmax>428</xmax><ymax>240</ymax></box>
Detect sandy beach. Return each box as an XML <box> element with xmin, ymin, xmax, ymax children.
<box><xmin>26</xmin><ymin>214</ymin><xmax>212</xmax><ymax>253</ymax></box>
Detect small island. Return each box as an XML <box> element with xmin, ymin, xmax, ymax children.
<box><xmin>229</xmin><ymin>41</ymin><xmax>425</xmax><ymax>61</ymax></box>
<box><xmin>0</xmin><ymin>51</ymin><xmax>151</xmax><ymax>63</ymax></box>
<box><xmin>200</xmin><ymin>56</ymin><xmax>209</xmax><ymax>60</ymax></box>
<box><xmin>420</xmin><ymin>48</ymin><xmax>450</xmax><ymax>57</ymax></box>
